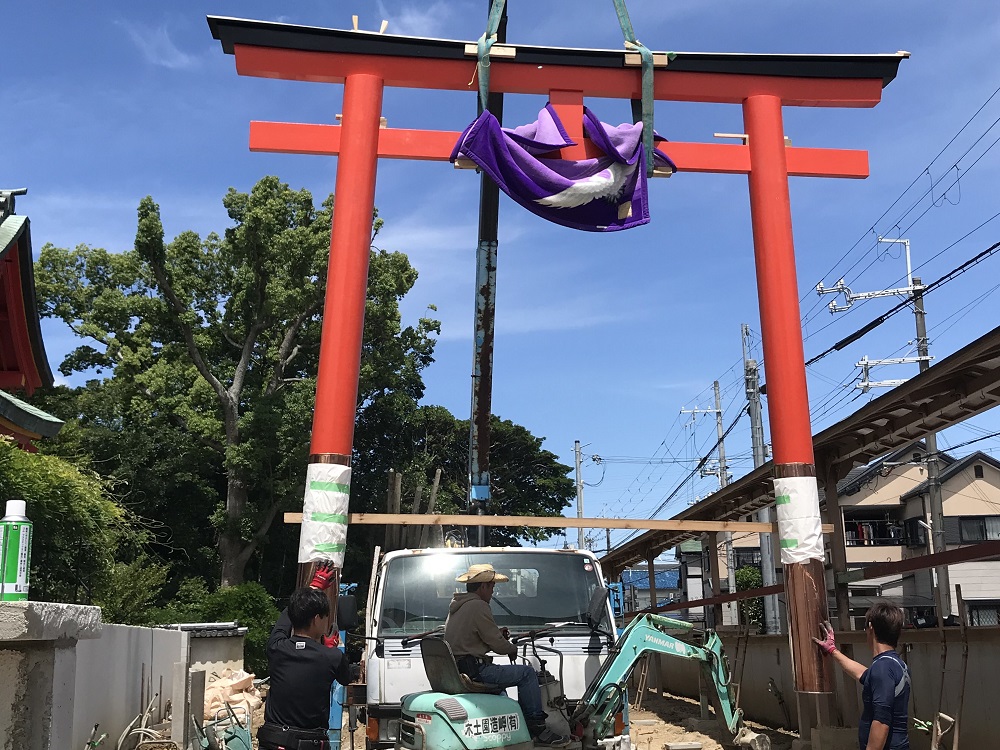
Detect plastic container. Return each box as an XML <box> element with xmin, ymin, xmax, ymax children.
<box><xmin>1</xmin><ymin>499</ymin><xmax>32</xmax><ymax>601</ymax></box>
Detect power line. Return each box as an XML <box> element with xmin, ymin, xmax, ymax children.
<box><xmin>805</xmin><ymin>240</ymin><xmax>1000</xmax><ymax>367</ymax></box>
<box><xmin>798</xmin><ymin>83</ymin><xmax>1000</xmax><ymax>326</ymax></box>
<box><xmin>616</xmin><ymin>403</ymin><xmax>750</xmax><ymax>547</ymax></box>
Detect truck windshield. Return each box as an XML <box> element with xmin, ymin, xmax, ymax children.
<box><xmin>377</xmin><ymin>552</ymin><xmax>611</xmax><ymax>636</ymax></box>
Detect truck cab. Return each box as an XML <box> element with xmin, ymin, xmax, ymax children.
<box><xmin>362</xmin><ymin>547</ymin><xmax>626</xmax><ymax>749</ymax></box>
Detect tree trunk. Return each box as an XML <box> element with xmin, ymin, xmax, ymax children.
<box><xmin>219</xmin><ymin>471</ymin><xmax>249</xmax><ymax>587</ymax></box>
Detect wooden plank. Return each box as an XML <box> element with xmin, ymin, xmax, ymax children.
<box><xmin>283</xmin><ymin>512</ymin><xmax>834</xmax><ymax>533</ymax></box>
<box><xmin>836</xmin><ymin>539</ymin><xmax>1000</xmax><ymax>583</ymax></box>
<box><xmin>249</xmin><ymin>121</ymin><xmax>869</xmax><ymax>178</ymax></box>
<box><xmin>623</xmin><ymin>584</ymin><xmax>785</xmax><ymax>619</ymax></box>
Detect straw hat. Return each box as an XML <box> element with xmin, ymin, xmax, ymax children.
<box><xmin>455</xmin><ymin>563</ymin><xmax>509</xmax><ymax>584</ymax></box>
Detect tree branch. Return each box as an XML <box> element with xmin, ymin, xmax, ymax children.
<box><xmin>266</xmin><ymin>299</ymin><xmax>321</xmax><ymax>395</ymax></box>
<box><xmin>234</xmin><ymin>500</ymin><xmax>282</xmax><ymax>568</ymax></box>
<box><xmin>148</xmin><ymin>262</ymin><xmax>229</xmax><ymax>406</ymax></box>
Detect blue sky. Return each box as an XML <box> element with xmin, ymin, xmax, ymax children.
<box><xmin>7</xmin><ymin>1</ymin><xmax>1000</xmax><ymax>553</ymax></box>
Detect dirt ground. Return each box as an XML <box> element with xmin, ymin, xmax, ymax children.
<box><xmin>627</xmin><ymin>690</ymin><xmax>795</xmax><ymax>750</ymax></box>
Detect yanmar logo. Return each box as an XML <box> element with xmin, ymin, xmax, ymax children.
<box><xmin>643</xmin><ymin>634</ymin><xmax>688</xmax><ymax>655</ymax></box>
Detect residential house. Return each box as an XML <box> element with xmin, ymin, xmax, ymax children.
<box><xmin>619</xmin><ymin>564</ymin><xmax>680</xmax><ymax>613</ymax></box>
<box><xmin>672</xmin><ymin>440</ymin><xmax>1000</xmax><ymax>629</ymax></box>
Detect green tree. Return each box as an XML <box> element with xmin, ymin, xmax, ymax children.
<box><xmin>148</xmin><ymin>579</ymin><xmax>280</xmax><ymax>675</ymax></box>
<box><xmin>735</xmin><ymin>564</ymin><xmax>764</xmax><ymax>633</ymax></box>
<box><xmin>34</xmin><ymin>176</ymin><xmax>439</xmax><ymax>587</ymax></box>
<box><xmin>0</xmin><ymin>436</ymin><xmax>141</xmax><ymax>603</ymax></box>
<box><xmin>335</xmin><ymin>404</ymin><xmax>574</xmax><ymax>580</ymax></box>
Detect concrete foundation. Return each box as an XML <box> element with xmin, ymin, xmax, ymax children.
<box><xmin>0</xmin><ymin>601</ymin><xmax>102</xmax><ymax>750</ymax></box>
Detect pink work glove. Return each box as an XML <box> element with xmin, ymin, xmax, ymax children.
<box><xmin>308</xmin><ymin>560</ymin><xmax>337</xmax><ymax>591</ymax></box>
<box><xmin>812</xmin><ymin>621</ymin><xmax>837</xmax><ymax>655</ymax></box>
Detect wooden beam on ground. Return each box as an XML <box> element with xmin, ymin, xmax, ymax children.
<box><xmin>283</xmin><ymin>512</ymin><xmax>835</xmax><ymax>533</ymax></box>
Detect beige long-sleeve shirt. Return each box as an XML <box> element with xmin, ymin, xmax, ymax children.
<box><xmin>444</xmin><ymin>592</ymin><xmax>517</xmax><ymax>658</ymax></box>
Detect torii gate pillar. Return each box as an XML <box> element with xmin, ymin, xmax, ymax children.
<box><xmin>745</xmin><ymin>93</ymin><xmax>830</xmax><ymax>693</ymax></box>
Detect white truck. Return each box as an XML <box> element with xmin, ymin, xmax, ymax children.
<box><xmin>360</xmin><ymin>547</ymin><xmax>630</xmax><ymax>750</ymax></box>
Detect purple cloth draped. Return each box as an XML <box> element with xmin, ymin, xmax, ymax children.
<box><xmin>451</xmin><ymin>103</ymin><xmax>675</xmax><ymax>232</ymax></box>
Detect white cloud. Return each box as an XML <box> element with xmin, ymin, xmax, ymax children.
<box><xmin>376</xmin><ymin>0</ymin><xmax>459</xmax><ymax>38</ymax></box>
<box><xmin>118</xmin><ymin>21</ymin><xmax>199</xmax><ymax>70</ymax></box>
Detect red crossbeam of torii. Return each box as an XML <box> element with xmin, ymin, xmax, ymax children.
<box><xmin>209</xmin><ymin>16</ymin><xmax>906</xmax><ymax>696</ymax></box>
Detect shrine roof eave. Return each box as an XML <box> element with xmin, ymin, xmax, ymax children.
<box><xmin>0</xmin><ymin>215</ymin><xmax>55</xmax><ymax>390</ymax></box>
<box><xmin>207</xmin><ymin>16</ymin><xmax>908</xmax><ymax>88</ymax></box>
<box><xmin>0</xmin><ymin>389</ymin><xmax>63</xmax><ymax>439</ymax></box>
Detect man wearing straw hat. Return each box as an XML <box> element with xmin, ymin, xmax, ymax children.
<box><xmin>445</xmin><ymin>563</ymin><xmax>569</xmax><ymax>747</ymax></box>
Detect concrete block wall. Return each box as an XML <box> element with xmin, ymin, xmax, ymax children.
<box><xmin>0</xmin><ymin>602</ymin><xmax>103</xmax><ymax>750</ymax></box>
<box><xmin>72</xmin><ymin>623</ymin><xmax>188</xmax><ymax>748</ymax></box>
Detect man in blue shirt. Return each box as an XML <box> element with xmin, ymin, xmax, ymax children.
<box><xmin>814</xmin><ymin>602</ymin><xmax>910</xmax><ymax>750</ymax></box>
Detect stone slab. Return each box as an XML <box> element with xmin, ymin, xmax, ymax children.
<box><xmin>0</xmin><ymin>601</ymin><xmax>102</xmax><ymax>642</ymax></box>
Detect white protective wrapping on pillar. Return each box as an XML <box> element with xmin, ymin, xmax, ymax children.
<box><xmin>773</xmin><ymin>475</ymin><xmax>824</xmax><ymax>565</ymax></box>
<box><xmin>298</xmin><ymin>463</ymin><xmax>350</xmax><ymax>567</ymax></box>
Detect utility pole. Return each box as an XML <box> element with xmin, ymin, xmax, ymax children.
<box><xmin>575</xmin><ymin>440</ymin><xmax>585</xmax><ymax>550</ymax></box>
<box><xmin>913</xmin><ymin>276</ymin><xmax>952</xmax><ymax>617</ymax></box>
<box><xmin>684</xmin><ymin>382</ymin><xmax>736</xmax><ymax>624</ymax></box>
<box><xmin>743</xmin><ymin>324</ymin><xmax>781</xmax><ymax>634</ymax></box>
<box><xmin>817</xmin><ymin>238</ymin><xmax>950</xmax><ymax>617</ymax></box>
<box><xmin>713</xmin><ymin>381</ymin><xmax>738</xmax><ymax>626</ymax></box>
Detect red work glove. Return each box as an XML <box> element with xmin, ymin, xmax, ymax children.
<box><xmin>812</xmin><ymin>621</ymin><xmax>837</xmax><ymax>655</ymax></box>
<box><xmin>309</xmin><ymin>560</ymin><xmax>336</xmax><ymax>591</ymax></box>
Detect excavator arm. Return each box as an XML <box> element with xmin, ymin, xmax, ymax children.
<box><xmin>569</xmin><ymin>613</ymin><xmax>769</xmax><ymax>750</ymax></box>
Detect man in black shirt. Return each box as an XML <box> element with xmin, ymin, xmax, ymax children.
<box><xmin>258</xmin><ymin>563</ymin><xmax>352</xmax><ymax>750</ymax></box>
<box><xmin>814</xmin><ymin>602</ymin><xmax>910</xmax><ymax>750</ymax></box>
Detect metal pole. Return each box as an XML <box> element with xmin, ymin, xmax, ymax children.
<box><xmin>913</xmin><ymin>276</ymin><xmax>952</xmax><ymax>617</ymax></box>
<box><xmin>744</xmin><ymin>93</ymin><xmax>831</xmax><ymax>694</ymax></box>
<box><xmin>468</xmin><ymin>0</ymin><xmax>507</xmax><ymax>547</ymax></box>
<box><xmin>712</xmin><ymin>381</ymin><xmax>738</xmax><ymax>626</ymax></box>
<box><xmin>743</xmin><ymin>324</ymin><xmax>781</xmax><ymax>634</ymax></box>
<box><xmin>575</xmin><ymin>440</ymin><xmax>585</xmax><ymax>549</ymax></box>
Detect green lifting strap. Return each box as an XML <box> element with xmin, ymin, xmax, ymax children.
<box><xmin>476</xmin><ymin>0</ymin><xmax>508</xmax><ymax>112</ymax></box>
<box><xmin>610</xmin><ymin>0</ymin><xmax>658</xmax><ymax>177</ymax></box>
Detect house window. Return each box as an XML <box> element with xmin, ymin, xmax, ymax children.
<box><xmin>974</xmin><ymin>464</ymin><xmax>985</xmax><ymax>479</ymax></box>
<box><xmin>844</xmin><ymin>517</ymin><xmax>904</xmax><ymax>546</ymax></box>
<box><xmin>969</xmin><ymin>602</ymin><xmax>1000</xmax><ymax>627</ymax></box>
<box><xmin>958</xmin><ymin>516</ymin><xmax>1000</xmax><ymax>543</ymax></box>
<box><xmin>733</xmin><ymin>548</ymin><xmax>762</xmax><ymax>569</ymax></box>
<box><xmin>904</xmin><ymin>518</ymin><xmax>927</xmax><ymax>548</ymax></box>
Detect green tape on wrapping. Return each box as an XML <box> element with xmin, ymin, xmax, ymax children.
<box><xmin>775</xmin><ymin>494</ymin><xmax>791</xmax><ymax>505</ymax></box>
<box><xmin>309</xmin><ymin>481</ymin><xmax>350</xmax><ymax>494</ymax></box>
<box><xmin>310</xmin><ymin>513</ymin><xmax>348</xmax><ymax>524</ymax></box>
<box><xmin>315</xmin><ymin>543</ymin><xmax>347</xmax><ymax>553</ymax></box>
<box><xmin>780</xmin><ymin>539</ymin><xmax>798</xmax><ymax>549</ymax></box>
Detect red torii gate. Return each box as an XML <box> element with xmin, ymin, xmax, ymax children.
<box><xmin>209</xmin><ymin>16</ymin><xmax>906</xmax><ymax>695</ymax></box>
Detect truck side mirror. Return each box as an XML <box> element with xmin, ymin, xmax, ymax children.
<box><xmin>586</xmin><ymin>586</ymin><xmax>609</xmax><ymax>630</ymax></box>
<box><xmin>337</xmin><ymin>594</ymin><xmax>360</xmax><ymax>631</ymax></box>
